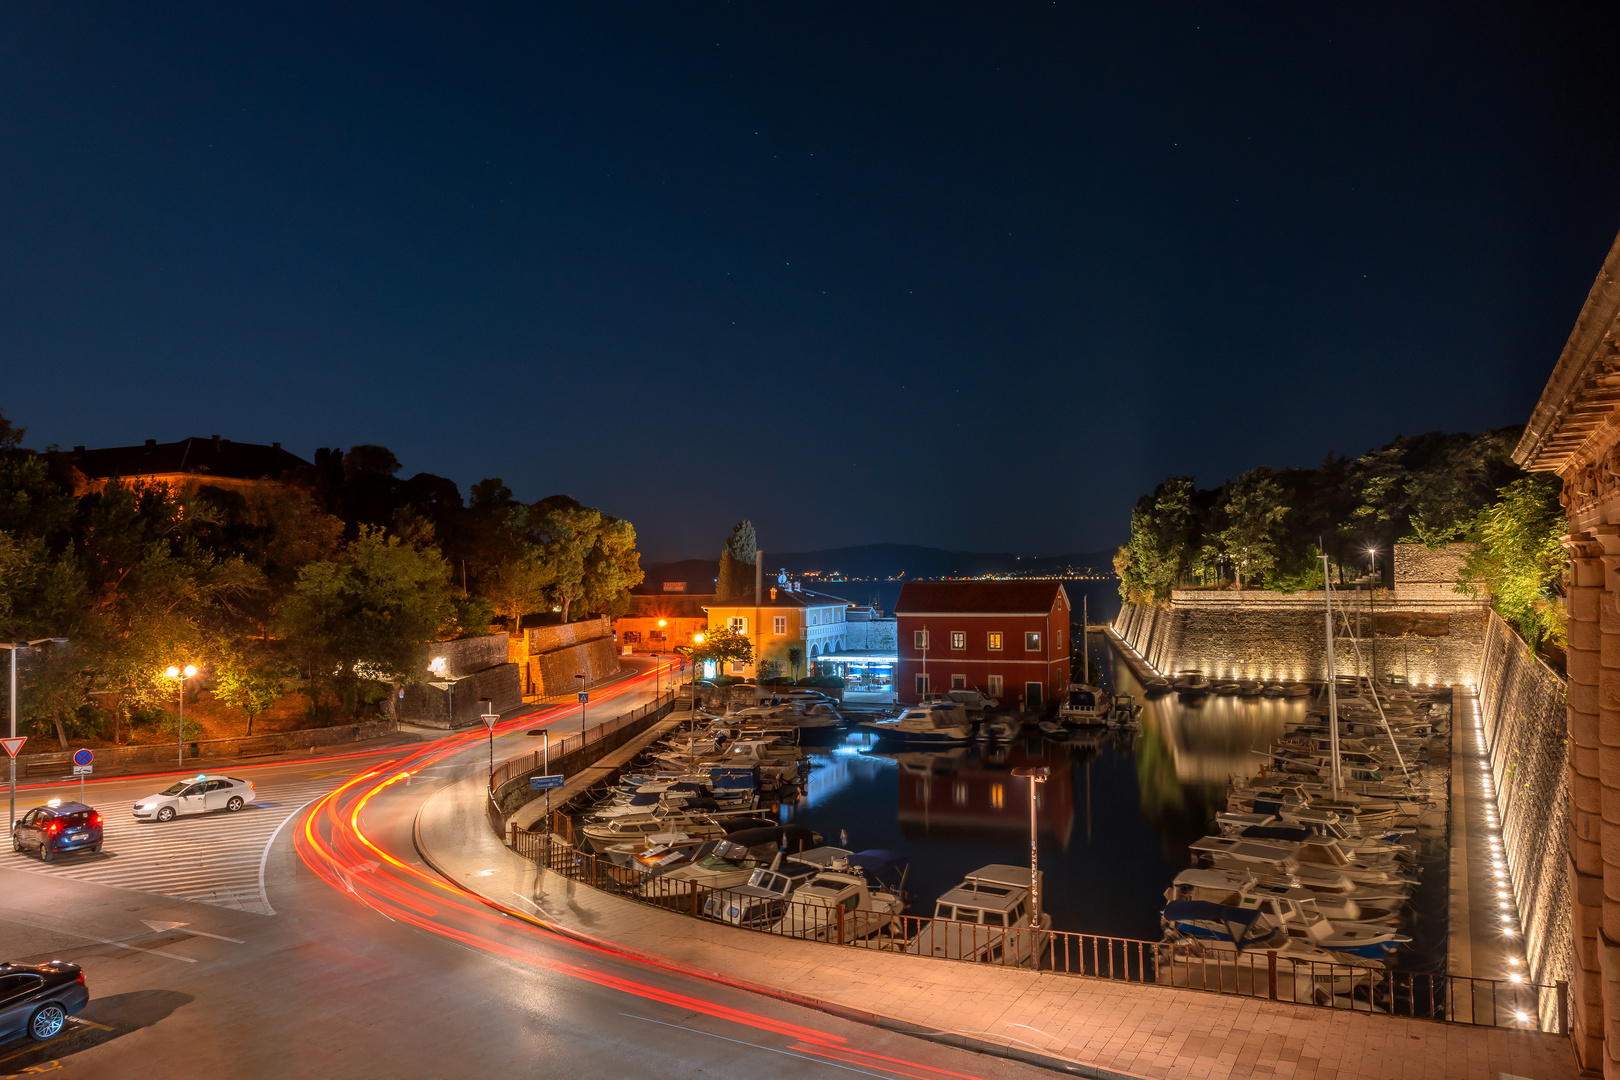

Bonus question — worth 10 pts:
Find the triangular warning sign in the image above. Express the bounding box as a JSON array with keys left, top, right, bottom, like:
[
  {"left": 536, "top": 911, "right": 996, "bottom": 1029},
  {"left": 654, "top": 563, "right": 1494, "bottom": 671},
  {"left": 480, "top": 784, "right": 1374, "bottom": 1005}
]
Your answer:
[
  {"left": 1, "top": 737, "right": 25, "bottom": 759},
  {"left": 141, "top": 920, "right": 187, "bottom": 933}
]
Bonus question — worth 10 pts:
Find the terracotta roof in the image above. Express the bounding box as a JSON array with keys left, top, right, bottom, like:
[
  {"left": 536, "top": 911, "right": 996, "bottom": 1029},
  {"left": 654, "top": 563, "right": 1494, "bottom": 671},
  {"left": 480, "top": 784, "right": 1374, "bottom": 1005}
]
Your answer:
[
  {"left": 894, "top": 580, "right": 1069, "bottom": 615},
  {"left": 620, "top": 594, "right": 715, "bottom": 619},
  {"left": 58, "top": 436, "right": 311, "bottom": 483},
  {"left": 706, "top": 586, "right": 851, "bottom": 609}
]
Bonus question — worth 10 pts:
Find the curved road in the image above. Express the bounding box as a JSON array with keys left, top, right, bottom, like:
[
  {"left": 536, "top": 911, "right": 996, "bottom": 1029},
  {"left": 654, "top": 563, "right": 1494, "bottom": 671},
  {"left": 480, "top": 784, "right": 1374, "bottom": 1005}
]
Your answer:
[{"left": 0, "top": 664, "right": 1050, "bottom": 1079}]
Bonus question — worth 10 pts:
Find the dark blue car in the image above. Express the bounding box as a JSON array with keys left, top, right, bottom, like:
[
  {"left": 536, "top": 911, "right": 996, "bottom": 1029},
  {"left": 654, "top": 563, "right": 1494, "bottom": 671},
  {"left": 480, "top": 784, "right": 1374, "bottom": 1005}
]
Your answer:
[
  {"left": 0, "top": 962, "right": 89, "bottom": 1043},
  {"left": 11, "top": 801, "right": 103, "bottom": 862}
]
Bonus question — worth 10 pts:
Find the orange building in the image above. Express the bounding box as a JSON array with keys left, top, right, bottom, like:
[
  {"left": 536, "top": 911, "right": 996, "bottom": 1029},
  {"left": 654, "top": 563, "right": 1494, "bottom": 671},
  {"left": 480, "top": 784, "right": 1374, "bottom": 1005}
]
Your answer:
[{"left": 613, "top": 593, "right": 712, "bottom": 653}]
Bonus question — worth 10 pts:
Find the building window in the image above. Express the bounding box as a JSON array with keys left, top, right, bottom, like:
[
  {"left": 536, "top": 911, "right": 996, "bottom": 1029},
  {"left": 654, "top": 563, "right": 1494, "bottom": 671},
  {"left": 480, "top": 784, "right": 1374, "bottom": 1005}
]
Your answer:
[
  {"left": 773, "top": 616, "right": 786, "bottom": 635},
  {"left": 1055, "top": 630, "right": 1062, "bottom": 651},
  {"left": 990, "top": 784, "right": 1005, "bottom": 810},
  {"left": 915, "top": 673, "right": 930, "bottom": 696},
  {"left": 953, "top": 782, "right": 968, "bottom": 806},
  {"left": 915, "top": 630, "right": 929, "bottom": 650},
  {"left": 951, "top": 674, "right": 966, "bottom": 689},
  {"left": 988, "top": 675, "right": 1003, "bottom": 696},
  {"left": 622, "top": 630, "right": 641, "bottom": 644},
  {"left": 732, "top": 661, "right": 747, "bottom": 674},
  {"left": 950, "top": 631, "right": 965, "bottom": 650},
  {"left": 648, "top": 630, "right": 665, "bottom": 643},
  {"left": 729, "top": 616, "right": 747, "bottom": 634},
  {"left": 987, "top": 632, "right": 1002, "bottom": 651},
  {"left": 1025, "top": 632, "right": 1041, "bottom": 652}
]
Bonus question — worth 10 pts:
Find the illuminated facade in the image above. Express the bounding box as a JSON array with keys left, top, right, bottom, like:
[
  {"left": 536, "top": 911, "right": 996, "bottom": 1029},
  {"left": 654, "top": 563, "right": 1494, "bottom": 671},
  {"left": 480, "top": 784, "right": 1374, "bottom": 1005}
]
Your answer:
[{"left": 894, "top": 581, "right": 1071, "bottom": 709}]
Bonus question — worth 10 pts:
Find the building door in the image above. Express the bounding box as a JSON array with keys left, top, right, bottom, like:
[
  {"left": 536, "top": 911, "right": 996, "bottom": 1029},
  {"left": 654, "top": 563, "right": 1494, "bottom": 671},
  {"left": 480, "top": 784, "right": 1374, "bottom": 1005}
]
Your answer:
[
  {"left": 951, "top": 674, "right": 966, "bottom": 690},
  {"left": 988, "top": 675, "right": 1003, "bottom": 697},
  {"left": 1025, "top": 682, "right": 1043, "bottom": 708},
  {"left": 916, "top": 673, "right": 930, "bottom": 696}
]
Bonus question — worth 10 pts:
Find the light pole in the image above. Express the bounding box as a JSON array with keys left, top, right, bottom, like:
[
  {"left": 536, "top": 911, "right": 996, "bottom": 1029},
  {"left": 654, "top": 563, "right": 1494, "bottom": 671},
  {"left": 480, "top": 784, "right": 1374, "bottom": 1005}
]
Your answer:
[
  {"left": 4, "top": 639, "right": 56, "bottom": 830},
  {"left": 1367, "top": 547, "right": 1379, "bottom": 688},
  {"left": 164, "top": 664, "right": 198, "bottom": 768},
  {"left": 479, "top": 697, "right": 496, "bottom": 781},
  {"left": 527, "top": 727, "right": 553, "bottom": 825},
  {"left": 1012, "top": 765, "right": 1050, "bottom": 969},
  {"left": 657, "top": 620, "right": 668, "bottom": 700}
]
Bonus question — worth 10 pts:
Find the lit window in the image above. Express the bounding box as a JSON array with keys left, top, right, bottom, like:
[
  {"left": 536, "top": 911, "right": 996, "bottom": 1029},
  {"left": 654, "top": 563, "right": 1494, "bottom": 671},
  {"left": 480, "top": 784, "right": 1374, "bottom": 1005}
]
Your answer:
[
  {"left": 915, "top": 630, "right": 929, "bottom": 650},
  {"left": 951, "top": 631, "right": 965, "bottom": 650},
  {"left": 1025, "top": 632, "right": 1041, "bottom": 651},
  {"left": 729, "top": 616, "right": 747, "bottom": 634},
  {"left": 773, "top": 616, "right": 786, "bottom": 635},
  {"left": 987, "top": 632, "right": 1002, "bottom": 651},
  {"left": 990, "top": 784, "right": 1005, "bottom": 810}
]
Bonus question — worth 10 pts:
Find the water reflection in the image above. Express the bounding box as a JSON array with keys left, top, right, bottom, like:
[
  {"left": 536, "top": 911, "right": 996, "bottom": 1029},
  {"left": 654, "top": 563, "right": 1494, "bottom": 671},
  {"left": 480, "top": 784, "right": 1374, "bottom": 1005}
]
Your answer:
[{"left": 774, "top": 634, "right": 1319, "bottom": 942}]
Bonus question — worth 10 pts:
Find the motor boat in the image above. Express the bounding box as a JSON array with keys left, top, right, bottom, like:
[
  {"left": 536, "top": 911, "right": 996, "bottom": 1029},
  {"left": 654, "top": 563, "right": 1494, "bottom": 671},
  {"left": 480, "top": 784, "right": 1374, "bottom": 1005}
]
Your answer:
[
  {"left": 978, "top": 715, "right": 1021, "bottom": 741},
  {"left": 1173, "top": 672, "right": 1211, "bottom": 700},
  {"left": 1143, "top": 677, "right": 1173, "bottom": 697},
  {"left": 767, "top": 852, "right": 907, "bottom": 940},
  {"left": 1058, "top": 683, "right": 1112, "bottom": 725},
  {"left": 905, "top": 864, "right": 1052, "bottom": 966},
  {"left": 857, "top": 702, "right": 972, "bottom": 745}
]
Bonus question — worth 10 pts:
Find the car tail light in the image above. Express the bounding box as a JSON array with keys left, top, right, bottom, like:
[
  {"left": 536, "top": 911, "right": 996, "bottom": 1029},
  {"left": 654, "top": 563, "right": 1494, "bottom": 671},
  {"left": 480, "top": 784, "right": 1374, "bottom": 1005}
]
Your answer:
[
  {"left": 75, "top": 973, "right": 85, "bottom": 983},
  {"left": 91, "top": 813, "right": 102, "bottom": 826},
  {"left": 47, "top": 822, "right": 59, "bottom": 834}
]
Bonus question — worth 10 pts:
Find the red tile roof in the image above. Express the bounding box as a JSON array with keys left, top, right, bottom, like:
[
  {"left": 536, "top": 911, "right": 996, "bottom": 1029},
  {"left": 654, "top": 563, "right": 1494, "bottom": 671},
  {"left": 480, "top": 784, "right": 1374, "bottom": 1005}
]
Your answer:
[{"left": 894, "top": 580, "right": 1069, "bottom": 615}]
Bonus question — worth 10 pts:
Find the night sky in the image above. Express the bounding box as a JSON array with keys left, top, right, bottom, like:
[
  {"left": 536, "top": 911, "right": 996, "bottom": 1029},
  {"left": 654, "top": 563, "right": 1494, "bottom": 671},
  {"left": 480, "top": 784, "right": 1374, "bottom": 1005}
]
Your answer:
[{"left": 3, "top": 4, "right": 1619, "bottom": 562}]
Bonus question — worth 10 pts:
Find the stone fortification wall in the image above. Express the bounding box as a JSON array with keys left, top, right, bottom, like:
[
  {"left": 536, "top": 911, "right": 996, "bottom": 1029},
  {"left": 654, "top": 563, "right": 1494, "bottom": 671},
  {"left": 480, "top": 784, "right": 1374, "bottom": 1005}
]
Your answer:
[
  {"left": 526, "top": 616, "right": 612, "bottom": 656},
  {"left": 846, "top": 618, "right": 897, "bottom": 651},
  {"left": 1477, "top": 612, "right": 1571, "bottom": 1024},
  {"left": 531, "top": 637, "right": 621, "bottom": 697},
  {"left": 425, "top": 632, "right": 510, "bottom": 677},
  {"left": 1114, "top": 593, "right": 1488, "bottom": 686},
  {"left": 399, "top": 664, "right": 522, "bottom": 728}
]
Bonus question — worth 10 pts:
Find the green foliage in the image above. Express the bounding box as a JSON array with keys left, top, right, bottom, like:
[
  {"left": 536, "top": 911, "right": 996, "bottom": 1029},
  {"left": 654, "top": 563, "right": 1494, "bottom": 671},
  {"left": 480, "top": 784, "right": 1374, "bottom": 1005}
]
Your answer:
[
  {"left": 717, "top": 520, "right": 757, "bottom": 600},
  {"left": 1118, "top": 477, "right": 1197, "bottom": 604},
  {"left": 213, "top": 649, "right": 286, "bottom": 734},
  {"left": 1218, "top": 467, "right": 1290, "bottom": 586},
  {"left": 580, "top": 516, "right": 644, "bottom": 618},
  {"left": 157, "top": 712, "right": 207, "bottom": 742},
  {"left": 756, "top": 658, "right": 784, "bottom": 681},
  {"left": 690, "top": 626, "right": 753, "bottom": 673},
  {"left": 786, "top": 645, "right": 804, "bottom": 680},
  {"left": 1458, "top": 474, "right": 1567, "bottom": 652}
]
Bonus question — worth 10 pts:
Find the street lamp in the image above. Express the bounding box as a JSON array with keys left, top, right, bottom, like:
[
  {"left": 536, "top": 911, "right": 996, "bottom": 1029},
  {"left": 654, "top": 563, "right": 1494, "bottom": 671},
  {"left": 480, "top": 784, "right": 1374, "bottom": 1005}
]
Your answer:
[
  {"left": 1012, "top": 765, "right": 1050, "bottom": 970},
  {"left": 165, "top": 664, "right": 198, "bottom": 768},
  {"left": 657, "top": 620, "right": 668, "bottom": 699}
]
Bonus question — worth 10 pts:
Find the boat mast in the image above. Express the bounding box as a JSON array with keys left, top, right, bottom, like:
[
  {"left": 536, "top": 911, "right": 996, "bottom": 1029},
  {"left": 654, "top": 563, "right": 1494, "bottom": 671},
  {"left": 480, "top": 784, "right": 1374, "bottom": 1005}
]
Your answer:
[
  {"left": 1321, "top": 550, "right": 1341, "bottom": 797},
  {"left": 1083, "top": 594, "right": 1089, "bottom": 683}
]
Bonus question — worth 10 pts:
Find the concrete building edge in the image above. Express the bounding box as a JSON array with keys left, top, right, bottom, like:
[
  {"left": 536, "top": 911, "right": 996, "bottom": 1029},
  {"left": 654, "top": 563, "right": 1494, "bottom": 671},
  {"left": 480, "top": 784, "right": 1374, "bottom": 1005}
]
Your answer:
[{"left": 409, "top": 807, "right": 1145, "bottom": 1080}]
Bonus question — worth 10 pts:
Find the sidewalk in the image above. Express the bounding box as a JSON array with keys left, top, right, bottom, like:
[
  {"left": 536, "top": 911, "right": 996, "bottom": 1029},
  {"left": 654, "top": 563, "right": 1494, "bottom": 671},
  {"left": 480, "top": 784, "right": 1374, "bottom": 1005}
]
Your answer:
[{"left": 415, "top": 767, "right": 1578, "bottom": 1079}]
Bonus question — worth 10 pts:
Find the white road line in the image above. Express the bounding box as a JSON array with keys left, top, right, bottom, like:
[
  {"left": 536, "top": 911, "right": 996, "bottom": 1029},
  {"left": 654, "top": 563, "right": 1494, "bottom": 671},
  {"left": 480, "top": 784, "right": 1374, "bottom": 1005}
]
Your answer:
[{"left": 256, "top": 793, "right": 323, "bottom": 916}]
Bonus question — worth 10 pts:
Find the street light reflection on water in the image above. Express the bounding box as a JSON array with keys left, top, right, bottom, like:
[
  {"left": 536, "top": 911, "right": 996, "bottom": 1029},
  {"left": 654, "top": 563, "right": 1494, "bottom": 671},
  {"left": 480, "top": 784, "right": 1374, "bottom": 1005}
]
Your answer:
[{"left": 777, "top": 636, "right": 1449, "bottom": 969}]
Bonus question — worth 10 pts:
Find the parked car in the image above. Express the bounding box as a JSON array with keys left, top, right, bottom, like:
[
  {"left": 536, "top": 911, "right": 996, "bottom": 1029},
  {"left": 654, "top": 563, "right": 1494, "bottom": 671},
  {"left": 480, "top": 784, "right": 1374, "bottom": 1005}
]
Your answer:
[
  {"left": 133, "top": 775, "right": 256, "bottom": 822},
  {"left": 11, "top": 801, "right": 103, "bottom": 862},
  {"left": 0, "top": 961, "right": 89, "bottom": 1042}
]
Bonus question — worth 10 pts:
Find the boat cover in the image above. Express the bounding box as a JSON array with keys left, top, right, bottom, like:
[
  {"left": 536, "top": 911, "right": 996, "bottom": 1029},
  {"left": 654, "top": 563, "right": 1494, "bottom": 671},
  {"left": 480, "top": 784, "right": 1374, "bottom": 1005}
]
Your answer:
[
  {"left": 723, "top": 825, "right": 820, "bottom": 852},
  {"left": 849, "top": 849, "right": 909, "bottom": 878},
  {"left": 1242, "top": 825, "right": 1310, "bottom": 842},
  {"left": 1162, "top": 900, "right": 1268, "bottom": 952}
]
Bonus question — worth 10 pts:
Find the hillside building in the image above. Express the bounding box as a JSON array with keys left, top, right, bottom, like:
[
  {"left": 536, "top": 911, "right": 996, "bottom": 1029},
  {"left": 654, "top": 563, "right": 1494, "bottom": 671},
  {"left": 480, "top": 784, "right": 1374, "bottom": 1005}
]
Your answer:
[{"left": 55, "top": 435, "right": 311, "bottom": 496}]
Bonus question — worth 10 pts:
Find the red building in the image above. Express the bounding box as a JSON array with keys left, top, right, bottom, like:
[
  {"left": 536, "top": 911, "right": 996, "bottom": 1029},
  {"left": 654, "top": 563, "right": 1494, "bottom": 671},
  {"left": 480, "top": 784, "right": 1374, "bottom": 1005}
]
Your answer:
[{"left": 894, "top": 581, "right": 1071, "bottom": 710}]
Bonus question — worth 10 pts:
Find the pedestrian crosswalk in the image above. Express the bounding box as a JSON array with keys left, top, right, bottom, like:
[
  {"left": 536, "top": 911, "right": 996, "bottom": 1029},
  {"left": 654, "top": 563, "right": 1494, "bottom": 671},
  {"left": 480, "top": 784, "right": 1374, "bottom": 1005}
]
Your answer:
[{"left": 5, "top": 773, "right": 345, "bottom": 915}]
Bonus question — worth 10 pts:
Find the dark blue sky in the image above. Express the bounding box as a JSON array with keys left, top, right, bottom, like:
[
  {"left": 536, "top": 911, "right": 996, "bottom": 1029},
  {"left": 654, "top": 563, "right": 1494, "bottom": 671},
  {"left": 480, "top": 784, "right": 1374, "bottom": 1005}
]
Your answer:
[{"left": 3, "top": 4, "right": 1619, "bottom": 562}]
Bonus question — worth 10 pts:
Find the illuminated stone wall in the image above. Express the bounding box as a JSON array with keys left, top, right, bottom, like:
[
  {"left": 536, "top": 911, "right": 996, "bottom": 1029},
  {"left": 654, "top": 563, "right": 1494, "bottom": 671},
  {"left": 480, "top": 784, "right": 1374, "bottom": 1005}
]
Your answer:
[
  {"left": 1477, "top": 612, "right": 1572, "bottom": 1026},
  {"left": 1114, "top": 592, "right": 1487, "bottom": 686}
]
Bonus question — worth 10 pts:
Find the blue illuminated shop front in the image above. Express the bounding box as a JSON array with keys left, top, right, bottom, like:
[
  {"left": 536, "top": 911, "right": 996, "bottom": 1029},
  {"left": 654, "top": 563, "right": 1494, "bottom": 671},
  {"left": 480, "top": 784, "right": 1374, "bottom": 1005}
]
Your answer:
[{"left": 814, "top": 649, "right": 896, "bottom": 690}]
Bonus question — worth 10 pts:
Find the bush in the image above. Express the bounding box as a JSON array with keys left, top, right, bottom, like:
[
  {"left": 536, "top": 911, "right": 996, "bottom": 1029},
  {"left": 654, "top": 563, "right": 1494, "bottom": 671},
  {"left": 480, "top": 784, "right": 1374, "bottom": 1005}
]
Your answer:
[
  {"left": 795, "top": 677, "right": 818, "bottom": 686},
  {"left": 812, "top": 675, "right": 846, "bottom": 689}
]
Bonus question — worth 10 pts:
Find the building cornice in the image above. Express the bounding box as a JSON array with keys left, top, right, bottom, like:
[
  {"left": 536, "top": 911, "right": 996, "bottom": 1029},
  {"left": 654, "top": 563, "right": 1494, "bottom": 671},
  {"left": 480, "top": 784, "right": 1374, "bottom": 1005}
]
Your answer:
[{"left": 1514, "top": 227, "right": 1620, "bottom": 474}]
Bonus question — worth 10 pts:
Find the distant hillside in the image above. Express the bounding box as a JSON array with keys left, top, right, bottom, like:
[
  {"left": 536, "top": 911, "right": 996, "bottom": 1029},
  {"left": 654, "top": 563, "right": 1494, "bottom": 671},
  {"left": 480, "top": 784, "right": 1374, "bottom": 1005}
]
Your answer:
[{"left": 637, "top": 544, "right": 1115, "bottom": 592}]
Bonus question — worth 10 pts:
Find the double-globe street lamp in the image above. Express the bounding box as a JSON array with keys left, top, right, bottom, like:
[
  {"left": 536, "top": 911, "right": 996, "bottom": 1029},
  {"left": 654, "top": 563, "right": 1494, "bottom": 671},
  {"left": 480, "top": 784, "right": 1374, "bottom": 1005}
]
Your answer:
[{"left": 164, "top": 664, "right": 198, "bottom": 768}]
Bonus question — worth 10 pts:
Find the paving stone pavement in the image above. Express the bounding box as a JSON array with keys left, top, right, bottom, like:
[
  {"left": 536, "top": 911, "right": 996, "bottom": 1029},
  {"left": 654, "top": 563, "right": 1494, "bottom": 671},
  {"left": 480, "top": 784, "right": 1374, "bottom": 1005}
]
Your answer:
[{"left": 419, "top": 760, "right": 1579, "bottom": 1080}]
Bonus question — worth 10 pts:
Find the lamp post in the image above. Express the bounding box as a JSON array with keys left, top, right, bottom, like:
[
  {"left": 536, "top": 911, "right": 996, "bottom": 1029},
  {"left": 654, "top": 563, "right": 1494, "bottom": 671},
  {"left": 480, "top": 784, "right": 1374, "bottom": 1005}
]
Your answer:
[
  {"left": 1012, "top": 765, "right": 1049, "bottom": 970},
  {"left": 164, "top": 664, "right": 198, "bottom": 768},
  {"left": 526, "top": 727, "right": 553, "bottom": 825},
  {"left": 657, "top": 620, "right": 668, "bottom": 701},
  {"left": 1367, "top": 547, "right": 1379, "bottom": 688}
]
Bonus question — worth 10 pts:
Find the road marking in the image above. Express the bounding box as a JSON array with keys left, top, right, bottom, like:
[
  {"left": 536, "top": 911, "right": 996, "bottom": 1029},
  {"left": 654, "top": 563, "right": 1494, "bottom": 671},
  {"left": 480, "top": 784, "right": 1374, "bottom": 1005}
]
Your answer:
[
  {"left": 140, "top": 920, "right": 244, "bottom": 943},
  {"left": 256, "top": 793, "right": 323, "bottom": 916}
]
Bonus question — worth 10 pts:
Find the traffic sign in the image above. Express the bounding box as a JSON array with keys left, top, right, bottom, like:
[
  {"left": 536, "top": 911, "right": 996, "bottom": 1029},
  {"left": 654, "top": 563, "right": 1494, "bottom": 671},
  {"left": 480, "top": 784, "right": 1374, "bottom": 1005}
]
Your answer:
[
  {"left": 73, "top": 748, "right": 93, "bottom": 766},
  {"left": 529, "top": 774, "right": 564, "bottom": 791},
  {"left": 1, "top": 737, "right": 24, "bottom": 759},
  {"left": 72, "top": 765, "right": 92, "bottom": 776},
  {"left": 577, "top": 692, "right": 589, "bottom": 704},
  {"left": 480, "top": 713, "right": 498, "bottom": 731}
]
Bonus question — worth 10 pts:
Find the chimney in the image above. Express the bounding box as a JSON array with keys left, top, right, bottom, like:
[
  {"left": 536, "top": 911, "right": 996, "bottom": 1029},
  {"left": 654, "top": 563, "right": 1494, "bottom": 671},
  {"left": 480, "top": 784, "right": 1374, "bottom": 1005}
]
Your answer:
[
  {"left": 72, "top": 446, "right": 84, "bottom": 456},
  {"left": 212, "top": 435, "right": 221, "bottom": 452},
  {"left": 770, "top": 586, "right": 777, "bottom": 601},
  {"left": 272, "top": 442, "right": 281, "bottom": 451},
  {"left": 144, "top": 438, "right": 156, "bottom": 449}
]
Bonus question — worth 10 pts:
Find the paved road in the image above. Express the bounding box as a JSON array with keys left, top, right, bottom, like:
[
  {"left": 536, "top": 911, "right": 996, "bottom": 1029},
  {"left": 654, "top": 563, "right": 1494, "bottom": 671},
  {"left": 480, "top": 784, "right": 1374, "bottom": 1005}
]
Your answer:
[
  {"left": 0, "top": 661, "right": 1049, "bottom": 1079},
  {"left": 5, "top": 758, "right": 390, "bottom": 914}
]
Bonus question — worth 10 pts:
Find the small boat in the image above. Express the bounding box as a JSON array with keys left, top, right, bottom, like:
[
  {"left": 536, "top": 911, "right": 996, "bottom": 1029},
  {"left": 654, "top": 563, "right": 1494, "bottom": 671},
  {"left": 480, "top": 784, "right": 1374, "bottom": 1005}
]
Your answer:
[
  {"left": 1036, "top": 720, "right": 1069, "bottom": 738},
  {"left": 1238, "top": 682, "right": 1264, "bottom": 698},
  {"left": 1106, "top": 694, "right": 1141, "bottom": 729},
  {"left": 1261, "top": 684, "right": 1287, "bottom": 697},
  {"left": 1214, "top": 683, "right": 1242, "bottom": 696},
  {"left": 1143, "top": 677, "right": 1173, "bottom": 697},
  {"left": 858, "top": 702, "right": 973, "bottom": 745},
  {"left": 1058, "top": 683, "right": 1112, "bottom": 725},
  {"left": 1282, "top": 683, "right": 1313, "bottom": 698},
  {"left": 906, "top": 864, "right": 1052, "bottom": 966},
  {"left": 767, "top": 852, "right": 907, "bottom": 940},
  {"left": 1173, "top": 672, "right": 1211, "bottom": 699},
  {"left": 978, "top": 716, "right": 1020, "bottom": 741}
]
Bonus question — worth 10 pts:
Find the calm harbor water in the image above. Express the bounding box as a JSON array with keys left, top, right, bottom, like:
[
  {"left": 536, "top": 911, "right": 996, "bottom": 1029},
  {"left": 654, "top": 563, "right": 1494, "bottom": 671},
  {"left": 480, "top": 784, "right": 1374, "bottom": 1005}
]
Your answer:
[{"left": 775, "top": 634, "right": 1449, "bottom": 969}]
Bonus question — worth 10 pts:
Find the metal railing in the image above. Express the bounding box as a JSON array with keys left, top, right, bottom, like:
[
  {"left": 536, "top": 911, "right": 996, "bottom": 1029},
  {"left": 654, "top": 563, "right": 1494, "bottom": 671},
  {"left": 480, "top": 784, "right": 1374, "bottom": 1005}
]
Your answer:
[
  {"left": 509, "top": 827, "right": 1567, "bottom": 1035},
  {"left": 488, "top": 689, "right": 680, "bottom": 794}
]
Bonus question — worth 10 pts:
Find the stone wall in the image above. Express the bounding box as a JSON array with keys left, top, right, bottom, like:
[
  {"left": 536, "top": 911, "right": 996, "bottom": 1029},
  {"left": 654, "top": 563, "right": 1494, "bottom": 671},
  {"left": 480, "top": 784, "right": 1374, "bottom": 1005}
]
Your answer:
[
  {"left": 845, "top": 618, "right": 897, "bottom": 651},
  {"left": 529, "top": 637, "right": 621, "bottom": 698},
  {"left": 14, "top": 719, "right": 399, "bottom": 775},
  {"left": 526, "top": 616, "right": 612, "bottom": 656},
  {"left": 399, "top": 664, "right": 523, "bottom": 729},
  {"left": 424, "top": 633, "right": 510, "bottom": 678},
  {"left": 1477, "top": 612, "right": 1572, "bottom": 1025},
  {"left": 1114, "top": 589, "right": 1488, "bottom": 686}
]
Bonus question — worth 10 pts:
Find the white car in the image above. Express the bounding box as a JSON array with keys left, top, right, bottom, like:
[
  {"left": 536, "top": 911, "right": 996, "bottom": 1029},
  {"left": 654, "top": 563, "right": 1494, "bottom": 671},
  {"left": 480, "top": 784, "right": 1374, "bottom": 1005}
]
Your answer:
[{"left": 132, "top": 775, "right": 257, "bottom": 822}]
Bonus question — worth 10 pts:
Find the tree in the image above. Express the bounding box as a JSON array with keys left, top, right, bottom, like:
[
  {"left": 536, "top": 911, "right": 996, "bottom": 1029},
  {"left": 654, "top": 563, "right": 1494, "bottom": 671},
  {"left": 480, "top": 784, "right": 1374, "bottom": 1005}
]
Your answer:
[
  {"left": 535, "top": 500, "right": 603, "bottom": 622},
  {"left": 717, "top": 520, "right": 757, "bottom": 600},
  {"left": 0, "top": 407, "right": 24, "bottom": 451},
  {"left": 786, "top": 644, "right": 804, "bottom": 680},
  {"left": 481, "top": 541, "right": 555, "bottom": 631},
  {"left": 279, "top": 527, "right": 463, "bottom": 716},
  {"left": 213, "top": 649, "right": 286, "bottom": 736},
  {"left": 580, "top": 516, "right": 644, "bottom": 618},
  {"left": 691, "top": 626, "right": 753, "bottom": 676},
  {"left": 1458, "top": 474, "right": 1567, "bottom": 653},
  {"left": 1217, "top": 467, "right": 1290, "bottom": 587},
  {"left": 1118, "top": 478, "right": 1198, "bottom": 604}
]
